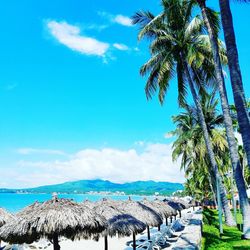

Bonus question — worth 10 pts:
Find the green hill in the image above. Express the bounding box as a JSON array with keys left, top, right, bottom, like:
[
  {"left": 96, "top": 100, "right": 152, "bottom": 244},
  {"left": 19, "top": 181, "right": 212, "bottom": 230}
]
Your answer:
[{"left": 16, "top": 179, "right": 183, "bottom": 195}]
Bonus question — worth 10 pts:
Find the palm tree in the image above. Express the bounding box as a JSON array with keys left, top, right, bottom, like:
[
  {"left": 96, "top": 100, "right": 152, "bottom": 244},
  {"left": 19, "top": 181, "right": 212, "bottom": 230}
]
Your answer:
[
  {"left": 171, "top": 104, "right": 217, "bottom": 205},
  {"left": 172, "top": 91, "right": 235, "bottom": 215},
  {"left": 196, "top": 0, "right": 250, "bottom": 238},
  {"left": 219, "top": 0, "right": 250, "bottom": 171},
  {"left": 132, "top": 0, "right": 235, "bottom": 226}
]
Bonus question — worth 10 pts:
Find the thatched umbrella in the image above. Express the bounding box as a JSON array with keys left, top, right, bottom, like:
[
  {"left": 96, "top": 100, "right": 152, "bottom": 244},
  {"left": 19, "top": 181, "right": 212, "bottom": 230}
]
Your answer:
[
  {"left": 117, "top": 198, "right": 162, "bottom": 241},
  {"left": 82, "top": 199, "right": 95, "bottom": 209},
  {"left": 0, "top": 208, "right": 15, "bottom": 247},
  {"left": 177, "top": 199, "right": 190, "bottom": 209},
  {"left": 175, "top": 199, "right": 190, "bottom": 217},
  {"left": 0, "top": 208, "right": 15, "bottom": 227},
  {"left": 0, "top": 197, "right": 107, "bottom": 250},
  {"left": 93, "top": 199, "right": 146, "bottom": 250},
  {"left": 153, "top": 199, "right": 177, "bottom": 226},
  {"left": 164, "top": 199, "right": 184, "bottom": 219},
  {"left": 141, "top": 199, "right": 166, "bottom": 231},
  {"left": 188, "top": 199, "right": 197, "bottom": 210}
]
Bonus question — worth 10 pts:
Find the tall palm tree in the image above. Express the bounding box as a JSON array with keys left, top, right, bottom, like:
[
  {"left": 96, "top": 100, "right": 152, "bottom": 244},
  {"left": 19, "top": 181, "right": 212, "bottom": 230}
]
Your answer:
[
  {"left": 172, "top": 91, "right": 234, "bottom": 214},
  {"left": 132, "top": 0, "right": 235, "bottom": 226},
  {"left": 196, "top": 0, "right": 250, "bottom": 238},
  {"left": 171, "top": 105, "right": 217, "bottom": 205},
  {"left": 219, "top": 0, "right": 250, "bottom": 170}
]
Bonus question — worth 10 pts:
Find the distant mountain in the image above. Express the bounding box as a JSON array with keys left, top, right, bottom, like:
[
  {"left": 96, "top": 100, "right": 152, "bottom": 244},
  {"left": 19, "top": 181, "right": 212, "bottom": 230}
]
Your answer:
[{"left": 0, "top": 179, "right": 184, "bottom": 195}]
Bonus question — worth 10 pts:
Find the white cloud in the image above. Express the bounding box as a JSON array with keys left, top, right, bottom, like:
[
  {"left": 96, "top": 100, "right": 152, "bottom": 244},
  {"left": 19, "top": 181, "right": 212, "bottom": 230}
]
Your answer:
[
  {"left": 134, "top": 141, "right": 145, "bottom": 146},
  {"left": 47, "top": 20, "right": 110, "bottom": 56},
  {"left": 113, "top": 43, "right": 129, "bottom": 51},
  {"left": 11, "top": 143, "right": 184, "bottom": 188},
  {"left": 98, "top": 12, "right": 132, "bottom": 27},
  {"left": 113, "top": 15, "right": 133, "bottom": 27},
  {"left": 17, "top": 148, "right": 66, "bottom": 156},
  {"left": 164, "top": 132, "right": 174, "bottom": 139}
]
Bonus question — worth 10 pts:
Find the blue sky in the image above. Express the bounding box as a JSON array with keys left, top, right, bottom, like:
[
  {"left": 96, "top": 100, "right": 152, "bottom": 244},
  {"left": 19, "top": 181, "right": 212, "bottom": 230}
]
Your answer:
[{"left": 0, "top": 0, "right": 250, "bottom": 188}]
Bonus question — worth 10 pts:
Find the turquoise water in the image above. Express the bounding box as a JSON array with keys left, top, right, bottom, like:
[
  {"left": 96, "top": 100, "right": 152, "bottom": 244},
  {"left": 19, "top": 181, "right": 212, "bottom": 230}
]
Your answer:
[{"left": 0, "top": 193, "right": 147, "bottom": 213}]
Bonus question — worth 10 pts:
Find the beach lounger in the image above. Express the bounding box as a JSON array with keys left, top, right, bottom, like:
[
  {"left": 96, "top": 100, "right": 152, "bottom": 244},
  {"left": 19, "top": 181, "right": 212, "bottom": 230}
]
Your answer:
[{"left": 125, "top": 241, "right": 161, "bottom": 250}]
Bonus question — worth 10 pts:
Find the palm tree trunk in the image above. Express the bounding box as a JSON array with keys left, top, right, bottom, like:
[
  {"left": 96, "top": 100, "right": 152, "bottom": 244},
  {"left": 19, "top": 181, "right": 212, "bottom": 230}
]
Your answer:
[
  {"left": 198, "top": 0, "right": 250, "bottom": 238},
  {"left": 219, "top": 0, "right": 250, "bottom": 171},
  {"left": 208, "top": 174, "right": 218, "bottom": 208},
  {"left": 182, "top": 57, "right": 236, "bottom": 226}
]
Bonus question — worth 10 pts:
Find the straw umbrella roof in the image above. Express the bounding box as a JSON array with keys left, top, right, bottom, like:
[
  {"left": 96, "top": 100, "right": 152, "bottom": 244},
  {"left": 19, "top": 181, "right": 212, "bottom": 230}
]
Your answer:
[
  {"left": 153, "top": 199, "right": 177, "bottom": 216},
  {"left": 164, "top": 199, "right": 183, "bottom": 211},
  {"left": 117, "top": 199, "right": 162, "bottom": 227},
  {"left": 107, "top": 214, "right": 146, "bottom": 237},
  {"left": 0, "top": 197, "right": 107, "bottom": 244},
  {"left": 16, "top": 201, "right": 41, "bottom": 217},
  {"left": 176, "top": 199, "right": 190, "bottom": 209},
  {"left": 92, "top": 199, "right": 146, "bottom": 237},
  {"left": 141, "top": 199, "right": 167, "bottom": 219},
  {"left": 0, "top": 208, "right": 15, "bottom": 227},
  {"left": 82, "top": 199, "right": 95, "bottom": 209},
  {"left": 93, "top": 199, "right": 121, "bottom": 220}
]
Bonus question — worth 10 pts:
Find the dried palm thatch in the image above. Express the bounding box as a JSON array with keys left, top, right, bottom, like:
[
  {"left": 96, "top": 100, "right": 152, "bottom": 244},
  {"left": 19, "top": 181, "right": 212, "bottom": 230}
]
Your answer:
[
  {"left": 142, "top": 198, "right": 173, "bottom": 219},
  {"left": 116, "top": 199, "right": 162, "bottom": 227},
  {"left": 92, "top": 199, "right": 146, "bottom": 250},
  {"left": 164, "top": 199, "right": 183, "bottom": 211},
  {"left": 107, "top": 214, "right": 145, "bottom": 238},
  {"left": 0, "top": 208, "right": 15, "bottom": 227},
  {"left": 116, "top": 198, "right": 162, "bottom": 240},
  {"left": 82, "top": 199, "right": 95, "bottom": 209},
  {"left": 141, "top": 199, "right": 163, "bottom": 218},
  {"left": 0, "top": 197, "right": 107, "bottom": 250},
  {"left": 93, "top": 199, "right": 146, "bottom": 237},
  {"left": 154, "top": 199, "right": 177, "bottom": 216},
  {"left": 177, "top": 199, "right": 191, "bottom": 209},
  {"left": 94, "top": 199, "right": 121, "bottom": 221}
]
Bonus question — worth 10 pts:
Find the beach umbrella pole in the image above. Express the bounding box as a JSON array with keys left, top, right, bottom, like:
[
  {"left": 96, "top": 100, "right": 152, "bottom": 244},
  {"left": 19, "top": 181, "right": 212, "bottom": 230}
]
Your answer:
[
  {"left": 165, "top": 216, "right": 168, "bottom": 226},
  {"left": 133, "top": 232, "right": 136, "bottom": 250},
  {"left": 104, "top": 235, "right": 108, "bottom": 250},
  {"left": 147, "top": 225, "right": 150, "bottom": 240},
  {"left": 158, "top": 224, "right": 161, "bottom": 231},
  {"left": 53, "top": 233, "right": 60, "bottom": 250}
]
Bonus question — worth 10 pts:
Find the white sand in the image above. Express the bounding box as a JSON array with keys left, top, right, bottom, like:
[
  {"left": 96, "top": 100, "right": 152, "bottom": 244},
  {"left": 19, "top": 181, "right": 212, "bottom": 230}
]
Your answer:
[{"left": 46, "top": 236, "right": 133, "bottom": 250}]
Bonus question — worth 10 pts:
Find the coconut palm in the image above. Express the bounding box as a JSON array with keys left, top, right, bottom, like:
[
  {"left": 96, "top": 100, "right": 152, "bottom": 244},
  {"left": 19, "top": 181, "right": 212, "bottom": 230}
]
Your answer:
[
  {"left": 172, "top": 94, "right": 217, "bottom": 190},
  {"left": 196, "top": 0, "right": 250, "bottom": 238},
  {"left": 219, "top": 0, "right": 250, "bottom": 170},
  {"left": 172, "top": 91, "right": 238, "bottom": 216},
  {"left": 132, "top": 0, "right": 235, "bottom": 226}
]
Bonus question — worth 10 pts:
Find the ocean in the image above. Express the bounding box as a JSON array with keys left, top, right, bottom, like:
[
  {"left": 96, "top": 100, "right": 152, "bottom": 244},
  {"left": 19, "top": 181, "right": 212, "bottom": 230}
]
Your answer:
[{"left": 0, "top": 193, "right": 149, "bottom": 213}]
